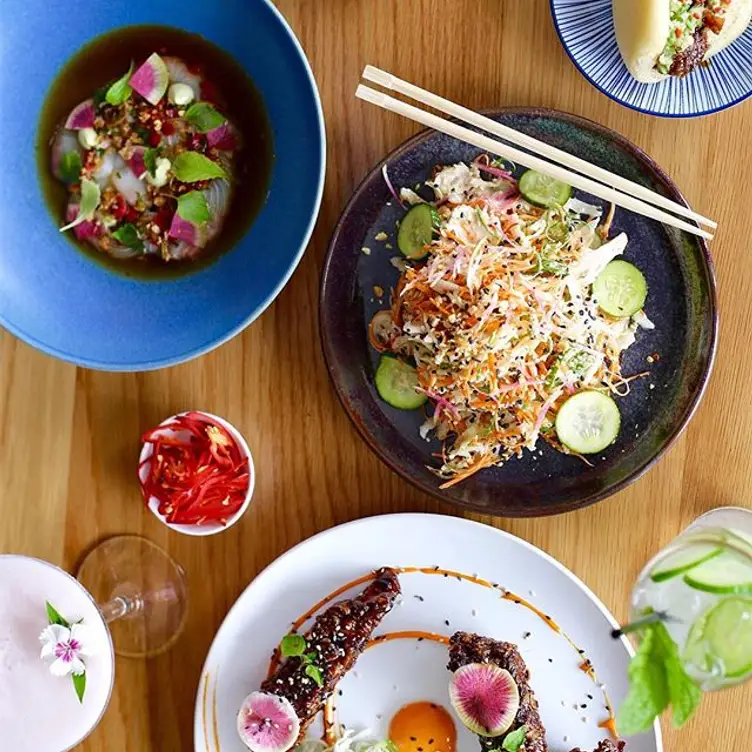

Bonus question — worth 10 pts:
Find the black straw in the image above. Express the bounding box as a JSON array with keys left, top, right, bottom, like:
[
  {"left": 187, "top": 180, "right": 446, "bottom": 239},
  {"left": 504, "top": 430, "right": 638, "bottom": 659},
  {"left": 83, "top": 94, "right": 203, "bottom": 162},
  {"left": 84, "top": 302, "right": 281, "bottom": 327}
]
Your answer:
[{"left": 611, "top": 610, "right": 668, "bottom": 639}]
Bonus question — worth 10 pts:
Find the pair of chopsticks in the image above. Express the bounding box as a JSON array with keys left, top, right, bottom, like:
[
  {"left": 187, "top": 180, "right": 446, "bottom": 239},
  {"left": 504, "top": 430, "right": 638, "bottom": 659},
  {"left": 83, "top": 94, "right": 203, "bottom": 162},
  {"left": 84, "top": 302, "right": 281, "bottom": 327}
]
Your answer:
[{"left": 356, "top": 67, "right": 715, "bottom": 241}]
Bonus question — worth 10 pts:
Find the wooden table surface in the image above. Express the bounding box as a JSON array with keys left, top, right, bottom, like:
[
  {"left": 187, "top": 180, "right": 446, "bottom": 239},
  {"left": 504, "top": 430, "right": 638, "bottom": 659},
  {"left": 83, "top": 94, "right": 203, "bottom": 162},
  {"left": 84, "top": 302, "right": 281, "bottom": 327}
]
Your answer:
[{"left": 2, "top": 1, "right": 751, "bottom": 749}]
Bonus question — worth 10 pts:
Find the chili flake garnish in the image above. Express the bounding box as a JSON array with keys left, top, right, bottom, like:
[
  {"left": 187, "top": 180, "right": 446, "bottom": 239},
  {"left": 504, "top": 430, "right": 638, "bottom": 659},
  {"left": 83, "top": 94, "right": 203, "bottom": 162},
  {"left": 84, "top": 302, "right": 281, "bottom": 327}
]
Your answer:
[{"left": 139, "top": 412, "right": 250, "bottom": 526}]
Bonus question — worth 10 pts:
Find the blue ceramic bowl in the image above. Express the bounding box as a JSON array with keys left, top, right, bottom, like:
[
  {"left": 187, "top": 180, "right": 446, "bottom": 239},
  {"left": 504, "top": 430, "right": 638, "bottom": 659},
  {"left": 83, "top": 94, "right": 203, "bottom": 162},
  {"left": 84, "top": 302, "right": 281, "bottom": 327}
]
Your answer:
[
  {"left": 550, "top": 0, "right": 752, "bottom": 118},
  {"left": 0, "top": 0, "right": 324, "bottom": 370}
]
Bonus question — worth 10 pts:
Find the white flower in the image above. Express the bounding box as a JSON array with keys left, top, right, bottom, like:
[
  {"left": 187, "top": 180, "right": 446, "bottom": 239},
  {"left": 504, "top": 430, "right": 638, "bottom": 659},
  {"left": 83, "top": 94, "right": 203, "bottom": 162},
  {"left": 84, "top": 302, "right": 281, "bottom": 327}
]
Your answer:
[{"left": 39, "top": 623, "right": 96, "bottom": 677}]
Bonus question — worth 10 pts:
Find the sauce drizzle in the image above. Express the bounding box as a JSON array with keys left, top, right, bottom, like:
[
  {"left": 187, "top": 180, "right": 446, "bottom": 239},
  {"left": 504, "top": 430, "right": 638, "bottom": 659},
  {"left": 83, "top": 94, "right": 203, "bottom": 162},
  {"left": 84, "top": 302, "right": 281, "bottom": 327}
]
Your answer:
[{"left": 266, "top": 566, "right": 618, "bottom": 741}]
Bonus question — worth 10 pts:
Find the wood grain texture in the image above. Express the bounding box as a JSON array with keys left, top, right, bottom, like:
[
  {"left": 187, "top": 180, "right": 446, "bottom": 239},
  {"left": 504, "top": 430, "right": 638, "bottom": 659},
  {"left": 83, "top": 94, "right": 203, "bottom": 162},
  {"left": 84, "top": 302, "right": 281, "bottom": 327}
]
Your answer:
[{"left": 1, "top": 1, "right": 751, "bottom": 749}]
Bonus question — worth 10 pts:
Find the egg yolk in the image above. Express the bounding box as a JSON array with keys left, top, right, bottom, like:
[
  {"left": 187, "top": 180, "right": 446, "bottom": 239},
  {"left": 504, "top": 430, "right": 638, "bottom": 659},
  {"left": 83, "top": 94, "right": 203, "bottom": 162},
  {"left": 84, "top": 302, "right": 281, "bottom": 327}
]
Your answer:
[{"left": 388, "top": 701, "right": 457, "bottom": 752}]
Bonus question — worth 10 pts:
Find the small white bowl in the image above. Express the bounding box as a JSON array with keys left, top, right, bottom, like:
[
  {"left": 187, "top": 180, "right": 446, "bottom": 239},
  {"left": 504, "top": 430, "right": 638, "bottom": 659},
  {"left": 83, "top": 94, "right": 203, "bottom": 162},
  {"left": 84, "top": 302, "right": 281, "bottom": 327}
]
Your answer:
[{"left": 138, "top": 411, "right": 255, "bottom": 537}]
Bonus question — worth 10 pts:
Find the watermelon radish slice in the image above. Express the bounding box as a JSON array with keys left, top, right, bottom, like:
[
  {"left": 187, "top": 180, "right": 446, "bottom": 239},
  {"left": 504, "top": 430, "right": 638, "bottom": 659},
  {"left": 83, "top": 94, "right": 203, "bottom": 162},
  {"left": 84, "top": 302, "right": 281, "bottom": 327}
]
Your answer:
[
  {"left": 206, "top": 123, "right": 237, "bottom": 151},
  {"left": 684, "top": 552, "right": 752, "bottom": 594},
  {"left": 649, "top": 544, "right": 723, "bottom": 583},
  {"left": 449, "top": 662, "right": 519, "bottom": 737},
  {"left": 128, "top": 146, "right": 147, "bottom": 178},
  {"left": 130, "top": 53, "right": 170, "bottom": 105},
  {"left": 168, "top": 213, "right": 203, "bottom": 246},
  {"left": 237, "top": 692, "right": 300, "bottom": 752},
  {"left": 64, "top": 99, "right": 95, "bottom": 130}
]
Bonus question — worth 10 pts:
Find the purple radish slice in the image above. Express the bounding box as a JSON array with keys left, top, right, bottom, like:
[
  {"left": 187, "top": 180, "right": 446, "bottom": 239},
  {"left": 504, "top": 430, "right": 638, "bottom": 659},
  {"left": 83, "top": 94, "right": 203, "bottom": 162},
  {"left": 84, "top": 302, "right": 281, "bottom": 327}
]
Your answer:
[
  {"left": 128, "top": 146, "right": 147, "bottom": 178},
  {"left": 130, "top": 53, "right": 170, "bottom": 105},
  {"left": 206, "top": 123, "right": 238, "bottom": 151},
  {"left": 65, "top": 205, "right": 101, "bottom": 241},
  {"left": 237, "top": 691, "right": 300, "bottom": 752},
  {"left": 449, "top": 662, "right": 520, "bottom": 737},
  {"left": 64, "top": 99, "right": 96, "bottom": 130},
  {"left": 168, "top": 213, "right": 205, "bottom": 247}
]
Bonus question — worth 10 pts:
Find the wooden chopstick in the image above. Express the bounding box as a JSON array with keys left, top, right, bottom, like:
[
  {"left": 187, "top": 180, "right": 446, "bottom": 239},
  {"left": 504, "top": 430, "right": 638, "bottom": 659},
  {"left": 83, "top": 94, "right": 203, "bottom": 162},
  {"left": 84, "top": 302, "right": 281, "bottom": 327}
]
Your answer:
[
  {"left": 363, "top": 66, "right": 716, "bottom": 232},
  {"left": 355, "top": 84, "right": 713, "bottom": 241}
]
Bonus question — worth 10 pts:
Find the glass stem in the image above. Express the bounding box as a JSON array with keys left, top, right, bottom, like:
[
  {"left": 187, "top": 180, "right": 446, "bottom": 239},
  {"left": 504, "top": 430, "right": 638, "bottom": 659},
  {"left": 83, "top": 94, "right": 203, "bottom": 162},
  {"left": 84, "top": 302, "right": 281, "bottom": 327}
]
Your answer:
[{"left": 99, "top": 595, "right": 141, "bottom": 624}]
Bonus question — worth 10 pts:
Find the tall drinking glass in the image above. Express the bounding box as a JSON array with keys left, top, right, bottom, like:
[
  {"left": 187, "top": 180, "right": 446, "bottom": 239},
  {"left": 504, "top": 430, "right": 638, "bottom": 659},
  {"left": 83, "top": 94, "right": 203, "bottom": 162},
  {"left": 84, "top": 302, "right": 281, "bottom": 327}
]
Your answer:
[{"left": 631, "top": 507, "right": 752, "bottom": 690}]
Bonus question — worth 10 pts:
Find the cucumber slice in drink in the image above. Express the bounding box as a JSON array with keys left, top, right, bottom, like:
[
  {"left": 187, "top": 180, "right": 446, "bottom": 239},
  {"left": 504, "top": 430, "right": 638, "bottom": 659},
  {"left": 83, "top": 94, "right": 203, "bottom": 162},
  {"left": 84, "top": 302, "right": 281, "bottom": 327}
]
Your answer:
[
  {"left": 649, "top": 544, "right": 724, "bottom": 583},
  {"left": 397, "top": 204, "right": 440, "bottom": 260},
  {"left": 519, "top": 170, "right": 572, "bottom": 208},
  {"left": 684, "top": 597, "right": 752, "bottom": 679},
  {"left": 374, "top": 355, "right": 427, "bottom": 410},
  {"left": 555, "top": 391, "right": 620, "bottom": 454},
  {"left": 684, "top": 552, "right": 752, "bottom": 594},
  {"left": 592, "top": 260, "right": 647, "bottom": 318}
]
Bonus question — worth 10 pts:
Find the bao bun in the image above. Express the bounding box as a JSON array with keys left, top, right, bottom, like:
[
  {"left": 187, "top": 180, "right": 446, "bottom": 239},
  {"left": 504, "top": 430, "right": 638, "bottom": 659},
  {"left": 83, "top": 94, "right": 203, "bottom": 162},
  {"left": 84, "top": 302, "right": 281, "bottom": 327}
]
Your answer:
[{"left": 613, "top": 0, "right": 752, "bottom": 83}]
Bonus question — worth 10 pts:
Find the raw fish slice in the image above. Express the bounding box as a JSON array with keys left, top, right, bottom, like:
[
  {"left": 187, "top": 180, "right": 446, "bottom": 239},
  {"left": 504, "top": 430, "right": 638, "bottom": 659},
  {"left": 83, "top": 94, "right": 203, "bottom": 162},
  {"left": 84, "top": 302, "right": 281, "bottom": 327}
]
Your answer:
[
  {"left": 112, "top": 165, "right": 147, "bottom": 206},
  {"left": 163, "top": 56, "right": 203, "bottom": 101},
  {"left": 51, "top": 130, "right": 81, "bottom": 180}
]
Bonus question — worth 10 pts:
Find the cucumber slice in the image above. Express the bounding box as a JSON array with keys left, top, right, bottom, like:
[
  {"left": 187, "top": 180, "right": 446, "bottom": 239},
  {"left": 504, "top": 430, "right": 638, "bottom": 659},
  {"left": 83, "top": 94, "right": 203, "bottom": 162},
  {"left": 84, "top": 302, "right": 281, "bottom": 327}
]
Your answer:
[
  {"left": 374, "top": 356, "right": 427, "bottom": 410},
  {"left": 397, "top": 204, "right": 440, "bottom": 260},
  {"left": 519, "top": 170, "right": 572, "bottom": 208},
  {"left": 684, "top": 551, "right": 752, "bottom": 594},
  {"left": 592, "top": 260, "right": 647, "bottom": 318},
  {"left": 684, "top": 597, "right": 752, "bottom": 678},
  {"left": 555, "top": 391, "right": 620, "bottom": 454},
  {"left": 649, "top": 544, "right": 724, "bottom": 583}
]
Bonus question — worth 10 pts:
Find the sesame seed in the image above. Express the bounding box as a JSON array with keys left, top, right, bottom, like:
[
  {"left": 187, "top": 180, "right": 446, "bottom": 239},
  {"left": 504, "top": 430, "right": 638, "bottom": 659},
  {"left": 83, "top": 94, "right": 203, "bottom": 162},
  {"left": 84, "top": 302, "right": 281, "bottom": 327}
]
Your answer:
[{"left": 444, "top": 619, "right": 450, "bottom": 626}]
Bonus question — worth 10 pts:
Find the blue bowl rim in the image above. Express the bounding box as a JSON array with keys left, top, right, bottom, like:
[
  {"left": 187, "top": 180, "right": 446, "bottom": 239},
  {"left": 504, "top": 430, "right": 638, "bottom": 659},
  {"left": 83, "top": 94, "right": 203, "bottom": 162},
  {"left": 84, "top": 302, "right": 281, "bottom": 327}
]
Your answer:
[
  {"left": 1, "top": 0, "right": 326, "bottom": 372},
  {"left": 548, "top": 0, "right": 752, "bottom": 119},
  {"left": 319, "top": 106, "right": 719, "bottom": 517}
]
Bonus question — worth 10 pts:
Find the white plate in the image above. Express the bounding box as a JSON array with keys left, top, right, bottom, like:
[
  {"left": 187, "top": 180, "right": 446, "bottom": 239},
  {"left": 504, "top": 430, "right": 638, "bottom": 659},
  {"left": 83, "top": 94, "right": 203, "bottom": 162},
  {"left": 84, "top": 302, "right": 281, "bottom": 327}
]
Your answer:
[{"left": 194, "top": 514, "right": 661, "bottom": 752}]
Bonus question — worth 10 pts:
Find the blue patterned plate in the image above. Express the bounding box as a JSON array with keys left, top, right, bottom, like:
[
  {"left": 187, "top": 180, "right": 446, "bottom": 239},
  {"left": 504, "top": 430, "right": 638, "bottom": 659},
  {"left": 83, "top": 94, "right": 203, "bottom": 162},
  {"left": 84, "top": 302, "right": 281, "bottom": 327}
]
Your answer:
[{"left": 550, "top": 0, "right": 752, "bottom": 117}]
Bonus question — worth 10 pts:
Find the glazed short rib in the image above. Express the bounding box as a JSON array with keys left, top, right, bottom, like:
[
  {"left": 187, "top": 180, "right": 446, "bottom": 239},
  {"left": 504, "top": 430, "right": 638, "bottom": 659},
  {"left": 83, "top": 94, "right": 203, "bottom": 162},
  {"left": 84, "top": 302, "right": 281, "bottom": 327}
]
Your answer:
[
  {"left": 261, "top": 567, "right": 401, "bottom": 744},
  {"left": 448, "top": 631, "right": 548, "bottom": 752},
  {"left": 570, "top": 742, "right": 626, "bottom": 752},
  {"left": 448, "top": 631, "right": 627, "bottom": 752}
]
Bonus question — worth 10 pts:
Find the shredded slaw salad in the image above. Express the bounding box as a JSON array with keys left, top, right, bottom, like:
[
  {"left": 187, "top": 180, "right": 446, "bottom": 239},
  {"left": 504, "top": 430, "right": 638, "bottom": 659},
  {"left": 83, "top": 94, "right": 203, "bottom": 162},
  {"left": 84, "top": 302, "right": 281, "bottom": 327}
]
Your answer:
[{"left": 370, "top": 158, "right": 653, "bottom": 488}]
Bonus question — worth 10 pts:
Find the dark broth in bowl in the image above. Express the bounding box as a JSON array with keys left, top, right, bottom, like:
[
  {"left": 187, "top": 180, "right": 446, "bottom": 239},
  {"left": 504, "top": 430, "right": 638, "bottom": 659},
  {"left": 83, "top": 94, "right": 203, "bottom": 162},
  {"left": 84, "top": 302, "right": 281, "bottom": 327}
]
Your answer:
[{"left": 37, "top": 25, "right": 274, "bottom": 280}]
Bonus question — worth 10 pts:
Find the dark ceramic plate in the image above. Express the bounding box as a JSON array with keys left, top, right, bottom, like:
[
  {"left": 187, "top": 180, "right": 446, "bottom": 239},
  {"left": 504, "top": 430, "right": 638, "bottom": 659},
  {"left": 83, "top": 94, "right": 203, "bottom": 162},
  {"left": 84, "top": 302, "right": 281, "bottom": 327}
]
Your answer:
[{"left": 320, "top": 109, "right": 717, "bottom": 517}]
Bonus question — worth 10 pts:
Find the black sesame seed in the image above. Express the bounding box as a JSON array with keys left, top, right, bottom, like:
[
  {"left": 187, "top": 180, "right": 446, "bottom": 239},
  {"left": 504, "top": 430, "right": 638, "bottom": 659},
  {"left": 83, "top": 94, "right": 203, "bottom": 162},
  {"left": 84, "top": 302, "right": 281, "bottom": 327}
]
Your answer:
[
  {"left": 578, "top": 649, "right": 585, "bottom": 654},
  {"left": 410, "top": 737, "right": 417, "bottom": 742},
  {"left": 414, "top": 595, "right": 425, "bottom": 602},
  {"left": 580, "top": 704, "right": 587, "bottom": 709},
  {"left": 418, "top": 637, "right": 424, "bottom": 642},
  {"left": 428, "top": 740, "right": 434, "bottom": 746},
  {"left": 431, "top": 703, "right": 438, "bottom": 709},
  {"left": 443, "top": 573, "right": 448, "bottom": 578},
  {"left": 445, "top": 619, "right": 450, "bottom": 626},
  {"left": 338, "top": 689, "right": 343, "bottom": 696},
  {"left": 548, "top": 658, "right": 553, "bottom": 663},
  {"left": 433, "top": 566, "right": 440, "bottom": 571},
  {"left": 418, "top": 748, "right": 423, "bottom": 751},
  {"left": 523, "top": 631, "right": 531, "bottom": 639},
  {"left": 513, "top": 599, "right": 521, "bottom": 605},
  {"left": 587, "top": 694, "right": 593, "bottom": 700}
]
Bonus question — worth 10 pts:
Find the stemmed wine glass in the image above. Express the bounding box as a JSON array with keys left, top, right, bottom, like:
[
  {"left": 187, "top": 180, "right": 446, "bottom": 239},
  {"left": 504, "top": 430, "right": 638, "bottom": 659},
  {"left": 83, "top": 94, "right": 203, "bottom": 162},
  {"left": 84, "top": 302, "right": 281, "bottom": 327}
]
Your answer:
[{"left": 0, "top": 535, "right": 187, "bottom": 751}]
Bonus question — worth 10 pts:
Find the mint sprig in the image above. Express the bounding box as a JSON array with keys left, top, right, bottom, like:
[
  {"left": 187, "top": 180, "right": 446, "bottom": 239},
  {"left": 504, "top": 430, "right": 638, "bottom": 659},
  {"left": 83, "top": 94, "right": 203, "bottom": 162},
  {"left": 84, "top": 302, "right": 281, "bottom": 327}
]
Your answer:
[
  {"left": 617, "top": 620, "right": 701, "bottom": 734},
  {"left": 177, "top": 190, "right": 212, "bottom": 225},
  {"left": 172, "top": 152, "right": 228, "bottom": 183},
  {"left": 501, "top": 725, "right": 527, "bottom": 752},
  {"left": 279, "top": 633, "right": 324, "bottom": 687}
]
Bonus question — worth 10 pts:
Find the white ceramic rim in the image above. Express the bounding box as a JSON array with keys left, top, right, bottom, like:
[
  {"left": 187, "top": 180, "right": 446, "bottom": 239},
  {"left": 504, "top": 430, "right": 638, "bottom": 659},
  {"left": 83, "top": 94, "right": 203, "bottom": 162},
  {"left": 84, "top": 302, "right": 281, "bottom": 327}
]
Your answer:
[{"left": 138, "top": 411, "right": 255, "bottom": 537}]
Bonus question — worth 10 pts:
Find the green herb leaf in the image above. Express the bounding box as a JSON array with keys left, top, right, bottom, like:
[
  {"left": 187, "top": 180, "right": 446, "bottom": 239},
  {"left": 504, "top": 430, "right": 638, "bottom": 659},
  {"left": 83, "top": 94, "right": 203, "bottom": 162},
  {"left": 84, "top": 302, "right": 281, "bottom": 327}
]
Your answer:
[
  {"left": 60, "top": 178, "right": 101, "bottom": 233},
  {"left": 501, "top": 726, "right": 527, "bottom": 752},
  {"left": 654, "top": 622, "right": 702, "bottom": 727},
  {"left": 280, "top": 634, "right": 306, "bottom": 657},
  {"left": 304, "top": 651, "right": 319, "bottom": 662},
  {"left": 172, "top": 152, "right": 228, "bottom": 183},
  {"left": 143, "top": 147, "right": 159, "bottom": 178},
  {"left": 617, "top": 626, "right": 670, "bottom": 735},
  {"left": 184, "top": 102, "right": 227, "bottom": 133},
  {"left": 177, "top": 190, "right": 212, "bottom": 225},
  {"left": 72, "top": 671, "right": 86, "bottom": 703},
  {"left": 540, "top": 256, "right": 569, "bottom": 276},
  {"left": 45, "top": 601, "right": 70, "bottom": 628},
  {"left": 112, "top": 223, "right": 144, "bottom": 251},
  {"left": 59, "top": 151, "right": 83, "bottom": 184},
  {"left": 304, "top": 663, "right": 323, "bottom": 687},
  {"left": 105, "top": 62, "right": 134, "bottom": 106}
]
